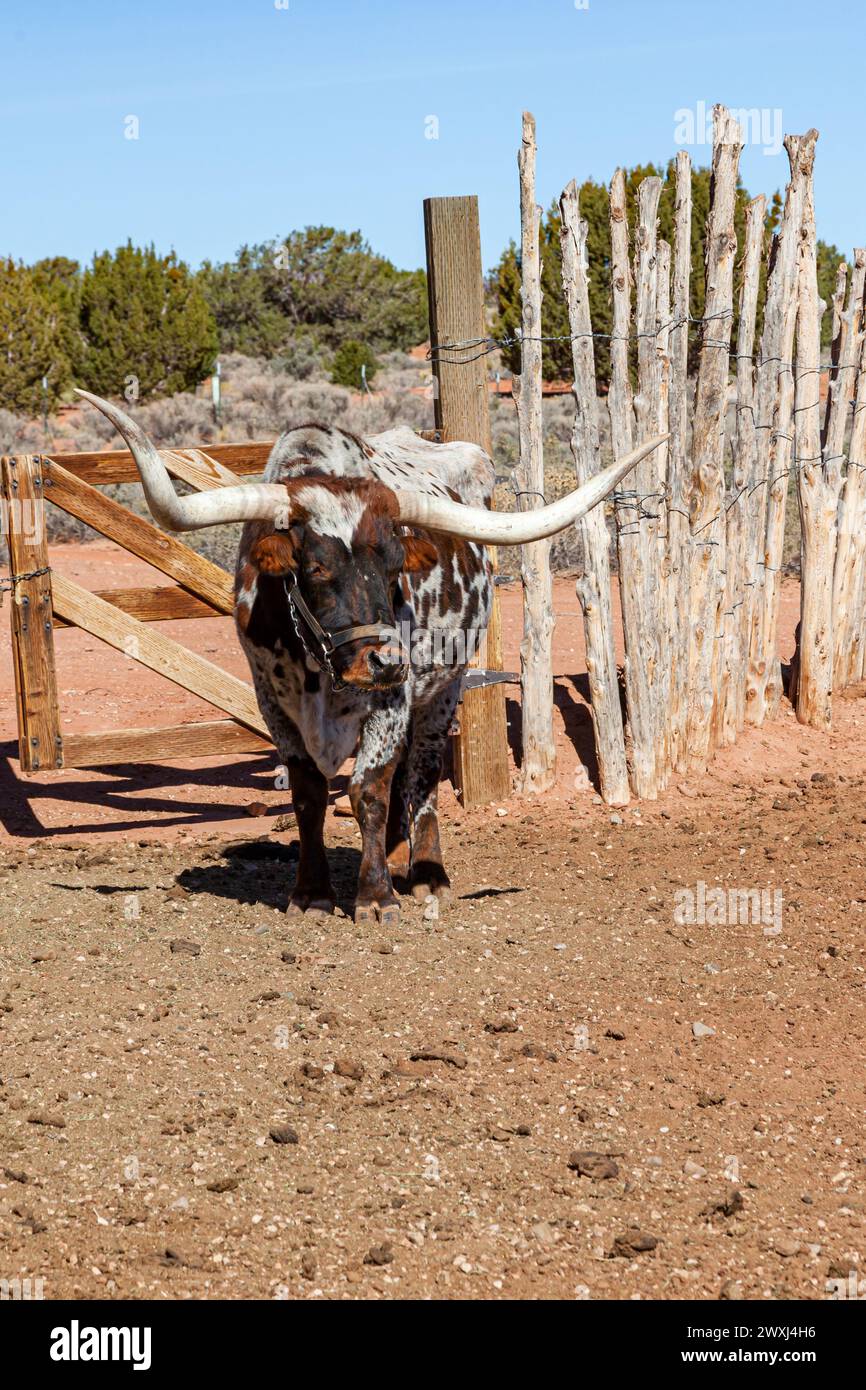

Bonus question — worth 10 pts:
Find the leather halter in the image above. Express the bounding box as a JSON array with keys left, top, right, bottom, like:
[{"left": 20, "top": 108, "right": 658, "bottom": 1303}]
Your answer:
[{"left": 282, "top": 572, "right": 389, "bottom": 691}]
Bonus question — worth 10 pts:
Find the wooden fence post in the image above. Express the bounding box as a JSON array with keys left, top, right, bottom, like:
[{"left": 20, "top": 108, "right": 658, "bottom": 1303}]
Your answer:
[
  {"left": 833, "top": 257, "right": 866, "bottom": 688},
  {"left": 686, "top": 105, "right": 741, "bottom": 771},
  {"left": 668, "top": 150, "right": 692, "bottom": 771},
  {"left": 792, "top": 130, "right": 839, "bottom": 729},
  {"left": 721, "top": 194, "right": 765, "bottom": 742},
  {"left": 1, "top": 455, "right": 63, "bottom": 772},
  {"left": 609, "top": 168, "right": 656, "bottom": 798},
  {"left": 745, "top": 148, "right": 800, "bottom": 723},
  {"left": 424, "top": 194, "right": 511, "bottom": 806},
  {"left": 559, "top": 181, "right": 630, "bottom": 805},
  {"left": 513, "top": 111, "right": 556, "bottom": 794}
]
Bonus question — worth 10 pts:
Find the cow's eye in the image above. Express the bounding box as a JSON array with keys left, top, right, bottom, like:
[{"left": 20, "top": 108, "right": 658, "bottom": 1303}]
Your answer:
[{"left": 306, "top": 562, "right": 330, "bottom": 582}]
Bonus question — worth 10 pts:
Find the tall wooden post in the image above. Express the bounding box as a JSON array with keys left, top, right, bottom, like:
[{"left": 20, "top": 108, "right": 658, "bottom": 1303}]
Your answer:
[
  {"left": 424, "top": 195, "right": 511, "bottom": 806},
  {"left": 1, "top": 454, "right": 63, "bottom": 772},
  {"left": 686, "top": 105, "right": 741, "bottom": 771},
  {"left": 559, "top": 181, "right": 630, "bottom": 806},
  {"left": 514, "top": 112, "right": 556, "bottom": 794}
]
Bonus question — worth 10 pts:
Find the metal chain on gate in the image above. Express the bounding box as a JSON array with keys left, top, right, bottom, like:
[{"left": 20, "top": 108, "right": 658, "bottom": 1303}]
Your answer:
[{"left": 0, "top": 566, "right": 51, "bottom": 607}]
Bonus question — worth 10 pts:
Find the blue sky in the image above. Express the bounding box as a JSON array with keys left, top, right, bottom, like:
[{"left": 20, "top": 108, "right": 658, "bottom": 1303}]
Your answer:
[{"left": 1, "top": 0, "right": 863, "bottom": 275}]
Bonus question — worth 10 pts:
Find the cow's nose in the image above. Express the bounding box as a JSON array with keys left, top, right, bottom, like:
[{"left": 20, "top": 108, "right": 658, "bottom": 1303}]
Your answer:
[{"left": 367, "top": 644, "right": 408, "bottom": 683}]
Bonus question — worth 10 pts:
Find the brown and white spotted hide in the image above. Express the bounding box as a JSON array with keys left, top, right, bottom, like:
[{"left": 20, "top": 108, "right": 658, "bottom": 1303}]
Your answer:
[{"left": 234, "top": 424, "right": 494, "bottom": 925}]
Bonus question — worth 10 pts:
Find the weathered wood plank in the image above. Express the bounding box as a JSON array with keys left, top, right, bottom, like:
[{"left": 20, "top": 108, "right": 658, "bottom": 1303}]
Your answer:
[
  {"left": 64, "top": 720, "right": 271, "bottom": 767},
  {"left": 45, "top": 441, "right": 274, "bottom": 487},
  {"left": 52, "top": 585, "right": 223, "bottom": 627},
  {"left": 42, "top": 458, "right": 235, "bottom": 613},
  {"left": 51, "top": 573, "right": 268, "bottom": 736}
]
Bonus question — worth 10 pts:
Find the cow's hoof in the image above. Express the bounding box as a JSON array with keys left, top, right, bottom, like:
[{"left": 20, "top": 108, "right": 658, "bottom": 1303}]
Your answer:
[
  {"left": 287, "top": 894, "right": 335, "bottom": 918},
  {"left": 410, "top": 863, "right": 451, "bottom": 902},
  {"left": 355, "top": 901, "right": 400, "bottom": 927}
]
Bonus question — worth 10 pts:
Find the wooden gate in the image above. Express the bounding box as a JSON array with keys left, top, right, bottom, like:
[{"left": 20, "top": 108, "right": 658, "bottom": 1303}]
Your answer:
[{"left": 1, "top": 442, "right": 275, "bottom": 773}]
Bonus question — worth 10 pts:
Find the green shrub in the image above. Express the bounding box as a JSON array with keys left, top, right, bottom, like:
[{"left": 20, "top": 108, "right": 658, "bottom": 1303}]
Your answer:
[{"left": 330, "top": 339, "right": 379, "bottom": 390}]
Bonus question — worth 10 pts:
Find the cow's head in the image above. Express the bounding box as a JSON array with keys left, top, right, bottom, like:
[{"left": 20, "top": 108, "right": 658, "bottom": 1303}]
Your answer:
[
  {"left": 73, "top": 390, "right": 664, "bottom": 684},
  {"left": 248, "top": 477, "right": 438, "bottom": 689}
]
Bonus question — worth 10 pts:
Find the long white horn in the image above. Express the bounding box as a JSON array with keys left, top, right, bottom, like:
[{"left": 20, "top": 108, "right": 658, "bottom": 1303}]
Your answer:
[
  {"left": 395, "top": 435, "right": 667, "bottom": 543},
  {"left": 75, "top": 390, "right": 290, "bottom": 530}
]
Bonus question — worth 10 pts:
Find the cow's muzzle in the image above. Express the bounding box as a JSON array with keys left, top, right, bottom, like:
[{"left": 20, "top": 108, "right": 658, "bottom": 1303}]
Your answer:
[{"left": 283, "top": 575, "right": 408, "bottom": 690}]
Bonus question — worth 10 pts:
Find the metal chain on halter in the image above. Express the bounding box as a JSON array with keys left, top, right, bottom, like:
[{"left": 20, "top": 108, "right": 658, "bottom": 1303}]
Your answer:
[
  {"left": 0, "top": 566, "right": 51, "bottom": 608},
  {"left": 282, "top": 572, "right": 346, "bottom": 692}
]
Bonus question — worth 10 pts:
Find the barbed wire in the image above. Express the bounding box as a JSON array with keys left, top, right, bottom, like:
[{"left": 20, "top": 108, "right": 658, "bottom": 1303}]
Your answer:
[{"left": 426, "top": 310, "right": 863, "bottom": 389}]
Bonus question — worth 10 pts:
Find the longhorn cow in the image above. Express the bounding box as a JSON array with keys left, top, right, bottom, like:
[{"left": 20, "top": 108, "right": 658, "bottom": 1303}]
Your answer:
[{"left": 78, "top": 390, "right": 662, "bottom": 925}]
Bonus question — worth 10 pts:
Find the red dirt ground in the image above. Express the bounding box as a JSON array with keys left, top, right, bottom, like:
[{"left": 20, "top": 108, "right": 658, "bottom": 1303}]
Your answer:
[{"left": 1, "top": 544, "right": 864, "bottom": 1301}]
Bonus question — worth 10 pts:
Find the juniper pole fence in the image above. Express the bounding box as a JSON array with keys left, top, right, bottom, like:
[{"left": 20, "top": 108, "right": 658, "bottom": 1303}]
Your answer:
[{"left": 506, "top": 105, "right": 866, "bottom": 803}]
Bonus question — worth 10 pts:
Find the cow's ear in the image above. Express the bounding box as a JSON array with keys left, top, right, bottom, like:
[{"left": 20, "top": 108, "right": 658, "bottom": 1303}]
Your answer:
[
  {"left": 402, "top": 536, "right": 439, "bottom": 572},
  {"left": 250, "top": 530, "right": 299, "bottom": 576}
]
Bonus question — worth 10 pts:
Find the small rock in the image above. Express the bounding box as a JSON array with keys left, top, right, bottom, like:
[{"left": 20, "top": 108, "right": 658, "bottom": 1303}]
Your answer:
[
  {"left": 273, "top": 813, "right": 298, "bottom": 833},
  {"left": 704, "top": 1187, "right": 744, "bottom": 1219},
  {"left": 484, "top": 1017, "right": 518, "bottom": 1034},
  {"left": 611, "top": 1230, "right": 658, "bottom": 1257},
  {"left": 605, "top": 1028, "right": 626, "bottom": 1041},
  {"left": 519, "top": 1042, "right": 558, "bottom": 1061},
  {"left": 269, "top": 1125, "right": 299, "bottom": 1146},
  {"left": 27, "top": 1111, "right": 65, "bottom": 1129},
  {"left": 568, "top": 1150, "right": 620, "bottom": 1180},
  {"left": 333, "top": 1059, "right": 364, "bottom": 1081},
  {"left": 206, "top": 1175, "right": 240, "bottom": 1193},
  {"left": 298, "top": 1063, "right": 324, "bottom": 1081},
  {"left": 409, "top": 1047, "right": 467, "bottom": 1069},
  {"left": 364, "top": 1243, "right": 394, "bottom": 1266},
  {"left": 683, "top": 1159, "right": 707, "bottom": 1179},
  {"left": 251, "top": 989, "right": 281, "bottom": 1004},
  {"left": 165, "top": 884, "right": 188, "bottom": 902},
  {"left": 245, "top": 801, "right": 270, "bottom": 817},
  {"left": 697, "top": 1091, "right": 726, "bottom": 1108},
  {"left": 280, "top": 951, "right": 297, "bottom": 964},
  {"left": 170, "top": 939, "right": 201, "bottom": 957},
  {"left": 719, "top": 1279, "right": 742, "bottom": 1300},
  {"left": 774, "top": 1238, "right": 800, "bottom": 1258},
  {"left": 373, "top": 941, "right": 393, "bottom": 955},
  {"left": 692, "top": 1021, "right": 715, "bottom": 1039},
  {"left": 300, "top": 1251, "right": 317, "bottom": 1280}
]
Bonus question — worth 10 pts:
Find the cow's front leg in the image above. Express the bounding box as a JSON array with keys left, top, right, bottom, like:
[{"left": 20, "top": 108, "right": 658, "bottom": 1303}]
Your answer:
[
  {"left": 407, "top": 682, "right": 461, "bottom": 901},
  {"left": 350, "top": 701, "right": 409, "bottom": 926},
  {"left": 286, "top": 755, "right": 335, "bottom": 916}
]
